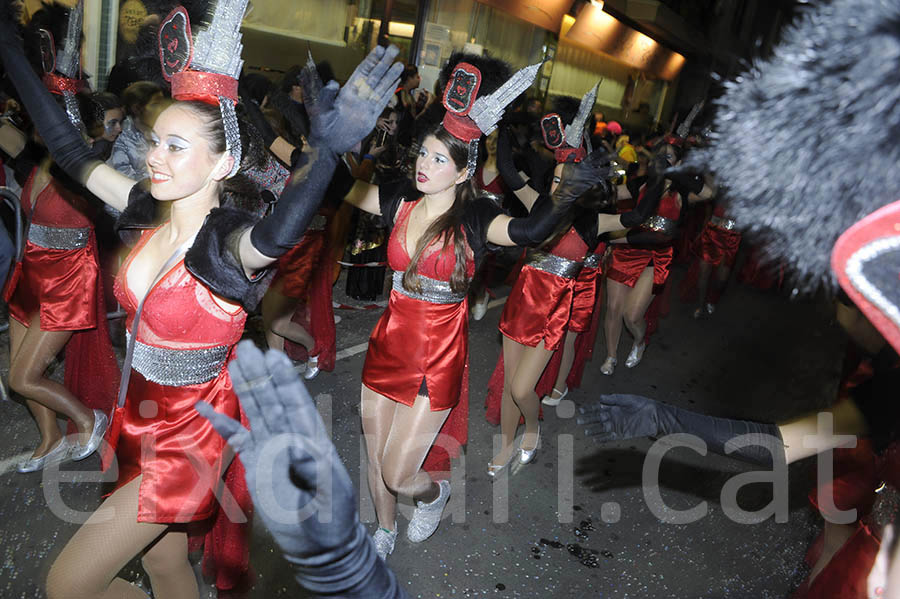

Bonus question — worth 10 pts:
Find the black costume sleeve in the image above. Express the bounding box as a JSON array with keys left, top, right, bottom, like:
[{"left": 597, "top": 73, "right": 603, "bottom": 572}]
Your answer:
[
  {"left": 377, "top": 178, "right": 416, "bottom": 231},
  {"left": 185, "top": 207, "right": 276, "bottom": 312},
  {"left": 463, "top": 195, "right": 504, "bottom": 268}
]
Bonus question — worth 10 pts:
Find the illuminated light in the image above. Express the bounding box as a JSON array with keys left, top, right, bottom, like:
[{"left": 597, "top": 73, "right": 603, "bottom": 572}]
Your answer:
[
  {"left": 387, "top": 21, "right": 415, "bottom": 38},
  {"left": 589, "top": 0, "right": 604, "bottom": 7}
]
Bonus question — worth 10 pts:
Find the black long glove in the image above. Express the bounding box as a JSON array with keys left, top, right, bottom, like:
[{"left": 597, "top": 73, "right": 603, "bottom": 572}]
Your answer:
[
  {"left": 619, "top": 155, "right": 668, "bottom": 229},
  {"left": 507, "top": 149, "right": 611, "bottom": 246},
  {"left": 249, "top": 45, "right": 403, "bottom": 259},
  {"left": 0, "top": 16, "right": 99, "bottom": 185},
  {"left": 495, "top": 125, "right": 528, "bottom": 191},
  {"left": 195, "top": 341, "right": 407, "bottom": 598},
  {"left": 578, "top": 394, "right": 785, "bottom": 467}
]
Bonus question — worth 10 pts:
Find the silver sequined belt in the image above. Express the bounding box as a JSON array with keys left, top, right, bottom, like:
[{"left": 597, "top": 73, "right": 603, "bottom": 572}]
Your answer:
[
  {"left": 583, "top": 253, "right": 603, "bottom": 269},
  {"left": 709, "top": 215, "right": 737, "bottom": 231},
  {"left": 392, "top": 271, "right": 467, "bottom": 304},
  {"left": 28, "top": 224, "right": 90, "bottom": 250},
  {"left": 127, "top": 332, "right": 230, "bottom": 387},
  {"left": 642, "top": 215, "right": 678, "bottom": 236},
  {"left": 525, "top": 250, "right": 583, "bottom": 279}
]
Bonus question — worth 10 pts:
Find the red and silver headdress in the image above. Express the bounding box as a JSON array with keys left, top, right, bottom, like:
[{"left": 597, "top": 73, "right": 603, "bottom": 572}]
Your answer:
[
  {"left": 158, "top": 1, "right": 248, "bottom": 177},
  {"left": 39, "top": 0, "right": 84, "bottom": 130},
  {"left": 832, "top": 201, "right": 900, "bottom": 354},
  {"left": 441, "top": 60, "right": 543, "bottom": 177},
  {"left": 540, "top": 81, "right": 599, "bottom": 163}
]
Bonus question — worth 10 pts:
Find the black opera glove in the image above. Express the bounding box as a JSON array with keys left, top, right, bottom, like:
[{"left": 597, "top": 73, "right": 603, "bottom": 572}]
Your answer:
[
  {"left": 619, "top": 155, "right": 669, "bottom": 229},
  {"left": 0, "top": 16, "right": 100, "bottom": 185},
  {"left": 195, "top": 341, "right": 407, "bottom": 599},
  {"left": 578, "top": 394, "right": 786, "bottom": 467},
  {"left": 496, "top": 125, "right": 527, "bottom": 191}
]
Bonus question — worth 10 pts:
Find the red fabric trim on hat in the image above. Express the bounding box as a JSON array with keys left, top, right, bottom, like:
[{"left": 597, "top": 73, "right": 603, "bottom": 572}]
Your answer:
[
  {"left": 42, "top": 73, "right": 81, "bottom": 95},
  {"left": 442, "top": 112, "right": 482, "bottom": 143},
  {"left": 171, "top": 71, "right": 239, "bottom": 105},
  {"left": 832, "top": 200, "right": 900, "bottom": 354},
  {"left": 555, "top": 146, "right": 586, "bottom": 163}
]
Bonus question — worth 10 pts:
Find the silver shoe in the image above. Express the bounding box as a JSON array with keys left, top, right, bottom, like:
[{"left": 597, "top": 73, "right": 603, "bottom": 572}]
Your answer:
[
  {"left": 487, "top": 447, "right": 517, "bottom": 479},
  {"left": 70, "top": 409, "right": 109, "bottom": 461},
  {"left": 373, "top": 524, "right": 398, "bottom": 560},
  {"left": 518, "top": 425, "right": 541, "bottom": 465},
  {"left": 303, "top": 355, "right": 320, "bottom": 380},
  {"left": 471, "top": 293, "right": 489, "bottom": 321},
  {"left": 600, "top": 357, "right": 617, "bottom": 376},
  {"left": 625, "top": 343, "right": 646, "bottom": 368},
  {"left": 17, "top": 438, "right": 71, "bottom": 473},
  {"left": 406, "top": 479, "right": 451, "bottom": 543},
  {"left": 541, "top": 387, "right": 568, "bottom": 407}
]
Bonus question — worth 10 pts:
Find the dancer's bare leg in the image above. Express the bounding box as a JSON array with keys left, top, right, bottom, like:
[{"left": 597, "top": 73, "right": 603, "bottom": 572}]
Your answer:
[
  {"left": 507, "top": 343, "right": 554, "bottom": 452},
  {"left": 622, "top": 267, "right": 655, "bottom": 344},
  {"left": 550, "top": 331, "right": 578, "bottom": 396},
  {"left": 46, "top": 475, "right": 198, "bottom": 599},
  {"left": 491, "top": 336, "right": 525, "bottom": 468},
  {"left": 8, "top": 314, "right": 93, "bottom": 453},
  {"left": 604, "top": 279, "right": 630, "bottom": 360}
]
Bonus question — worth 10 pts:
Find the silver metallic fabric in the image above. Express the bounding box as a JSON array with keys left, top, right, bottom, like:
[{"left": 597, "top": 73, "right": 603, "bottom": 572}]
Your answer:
[
  {"left": 127, "top": 332, "right": 230, "bottom": 386},
  {"left": 191, "top": 0, "right": 248, "bottom": 79},
  {"left": 564, "top": 81, "right": 599, "bottom": 149},
  {"left": 466, "top": 139, "right": 479, "bottom": 178},
  {"left": 709, "top": 215, "right": 738, "bottom": 231},
  {"left": 469, "top": 61, "right": 543, "bottom": 136},
  {"left": 642, "top": 215, "right": 678, "bottom": 236},
  {"left": 56, "top": 0, "right": 83, "bottom": 78},
  {"left": 583, "top": 253, "right": 603, "bottom": 269},
  {"left": 525, "top": 250, "right": 583, "bottom": 279},
  {"left": 392, "top": 271, "right": 467, "bottom": 304},
  {"left": 28, "top": 224, "right": 89, "bottom": 250},
  {"left": 219, "top": 98, "right": 242, "bottom": 178},
  {"left": 62, "top": 91, "right": 83, "bottom": 130}
]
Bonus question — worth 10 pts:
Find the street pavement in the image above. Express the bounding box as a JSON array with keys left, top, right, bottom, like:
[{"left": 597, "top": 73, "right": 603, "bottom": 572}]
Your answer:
[{"left": 0, "top": 265, "right": 880, "bottom": 598}]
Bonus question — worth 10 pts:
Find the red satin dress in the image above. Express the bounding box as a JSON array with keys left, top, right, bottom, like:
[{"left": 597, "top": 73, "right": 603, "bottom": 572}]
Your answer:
[
  {"left": 112, "top": 226, "right": 247, "bottom": 523},
  {"left": 569, "top": 242, "right": 605, "bottom": 334},
  {"left": 608, "top": 188, "right": 680, "bottom": 288},
  {"left": 8, "top": 169, "right": 99, "bottom": 330},
  {"left": 498, "top": 227, "right": 586, "bottom": 352},
  {"left": 696, "top": 203, "right": 741, "bottom": 267},
  {"left": 362, "top": 198, "right": 475, "bottom": 411}
]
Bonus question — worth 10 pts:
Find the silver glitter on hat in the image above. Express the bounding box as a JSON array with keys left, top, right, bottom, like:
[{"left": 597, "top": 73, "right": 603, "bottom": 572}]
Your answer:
[
  {"left": 219, "top": 97, "right": 241, "bottom": 178},
  {"left": 469, "top": 61, "right": 543, "bottom": 136},
  {"left": 677, "top": 101, "right": 704, "bottom": 138},
  {"left": 564, "top": 80, "right": 599, "bottom": 149},
  {"left": 192, "top": 0, "right": 249, "bottom": 79},
  {"left": 55, "top": 0, "right": 83, "bottom": 79},
  {"left": 466, "top": 139, "right": 479, "bottom": 179}
]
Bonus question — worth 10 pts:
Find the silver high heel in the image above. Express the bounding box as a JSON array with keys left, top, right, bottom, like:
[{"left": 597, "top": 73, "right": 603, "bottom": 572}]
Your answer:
[
  {"left": 541, "top": 386, "right": 568, "bottom": 407},
  {"left": 600, "top": 356, "right": 617, "bottom": 376},
  {"left": 518, "top": 425, "right": 541, "bottom": 465}
]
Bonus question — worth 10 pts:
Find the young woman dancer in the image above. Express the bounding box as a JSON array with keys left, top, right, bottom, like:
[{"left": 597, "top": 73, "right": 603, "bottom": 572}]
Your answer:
[
  {"left": 601, "top": 143, "right": 713, "bottom": 375},
  {"left": 486, "top": 90, "right": 662, "bottom": 475},
  {"left": 6, "top": 1, "right": 117, "bottom": 473},
  {"left": 339, "top": 54, "right": 613, "bottom": 558},
  {"left": 0, "top": 2, "right": 402, "bottom": 595}
]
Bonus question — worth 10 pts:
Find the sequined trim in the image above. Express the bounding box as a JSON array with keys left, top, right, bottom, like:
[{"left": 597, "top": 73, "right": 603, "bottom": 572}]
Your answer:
[
  {"left": 308, "top": 214, "right": 328, "bottom": 231},
  {"left": 642, "top": 215, "right": 678, "bottom": 236},
  {"left": 127, "top": 332, "right": 229, "bottom": 386},
  {"left": 525, "top": 250, "right": 583, "bottom": 279},
  {"left": 710, "top": 215, "right": 737, "bottom": 231},
  {"left": 392, "top": 271, "right": 466, "bottom": 304},
  {"left": 28, "top": 224, "right": 90, "bottom": 250},
  {"left": 583, "top": 253, "right": 603, "bottom": 269}
]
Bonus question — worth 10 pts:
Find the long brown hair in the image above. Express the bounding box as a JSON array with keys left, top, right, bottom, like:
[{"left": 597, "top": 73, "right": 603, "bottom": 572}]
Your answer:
[{"left": 402, "top": 125, "right": 478, "bottom": 294}]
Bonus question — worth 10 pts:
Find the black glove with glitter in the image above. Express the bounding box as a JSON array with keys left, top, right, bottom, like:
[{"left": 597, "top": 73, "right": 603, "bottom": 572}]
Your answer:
[
  {"left": 195, "top": 341, "right": 407, "bottom": 599},
  {"left": 578, "top": 394, "right": 785, "bottom": 467},
  {"left": 507, "top": 149, "right": 611, "bottom": 246},
  {"left": 0, "top": 12, "right": 100, "bottom": 186}
]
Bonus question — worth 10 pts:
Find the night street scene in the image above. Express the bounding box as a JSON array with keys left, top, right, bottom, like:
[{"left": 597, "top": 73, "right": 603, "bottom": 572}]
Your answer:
[{"left": 0, "top": 0, "right": 898, "bottom": 598}]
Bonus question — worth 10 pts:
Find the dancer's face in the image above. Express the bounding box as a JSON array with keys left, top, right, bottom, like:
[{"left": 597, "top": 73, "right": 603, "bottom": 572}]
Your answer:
[
  {"left": 101, "top": 108, "right": 124, "bottom": 142},
  {"left": 415, "top": 135, "right": 467, "bottom": 195},
  {"left": 145, "top": 104, "right": 232, "bottom": 201}
]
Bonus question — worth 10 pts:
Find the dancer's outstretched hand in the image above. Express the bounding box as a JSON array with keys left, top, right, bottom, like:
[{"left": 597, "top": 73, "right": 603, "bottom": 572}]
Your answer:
[
  {"left": 196, "top": 340, "right": 357, "bottom": 560},
  {"left": 302, "top": 45, "right": 404, "bottom": 154},
  {"left": 578, "top": 394, "right": 664, "bottom": 443}
]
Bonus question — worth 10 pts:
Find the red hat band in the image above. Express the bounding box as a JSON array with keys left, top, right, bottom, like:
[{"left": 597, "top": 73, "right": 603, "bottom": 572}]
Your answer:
[{"left": 171, "top": 70, "right": 239, "bottom": 105}]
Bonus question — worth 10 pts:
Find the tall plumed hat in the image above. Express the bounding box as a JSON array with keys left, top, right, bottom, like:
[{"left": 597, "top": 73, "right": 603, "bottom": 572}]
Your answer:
[
  {"left": 158, "top": 0, "right": 248, "bottom": 177},
  {"left": 540, "top": 81, "right": 599, "bottom": 163},
  {"left": 440, "top": 55, "right": 543, "bottom": 177},
  {"left": 30, "top": 0, "right": 84, "bottom": 130}
]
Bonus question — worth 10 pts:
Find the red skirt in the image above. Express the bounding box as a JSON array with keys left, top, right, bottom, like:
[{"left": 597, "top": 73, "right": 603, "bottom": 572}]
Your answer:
[
  {"left": 273, "top": 230, "right": 326, "bottom": 299},
  {"left": 111, "top": 365, "right": 239, "bottom": 524},
  {"left": 362, "top": 290, "right": 468, "bottom": 411},
  {"left": 498, "top": 265, "right": 576, "bottom": 352},
  {"left": 569, "top": 265, "right": 600, "bottom": 333},
  {"left": 607, "top": 245, "right": 673, "bottom": 289},
  {"left": 8, "top": 234, "right": 99, "bottom": 331},
  {"left": 697, "top": 224, "right": 742, "bottom": 267}
]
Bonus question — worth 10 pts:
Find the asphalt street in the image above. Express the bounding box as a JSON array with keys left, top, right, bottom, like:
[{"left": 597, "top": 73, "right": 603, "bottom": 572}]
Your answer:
[{"left": 0, "top": 265, "right": 885, "bottom": 598}]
